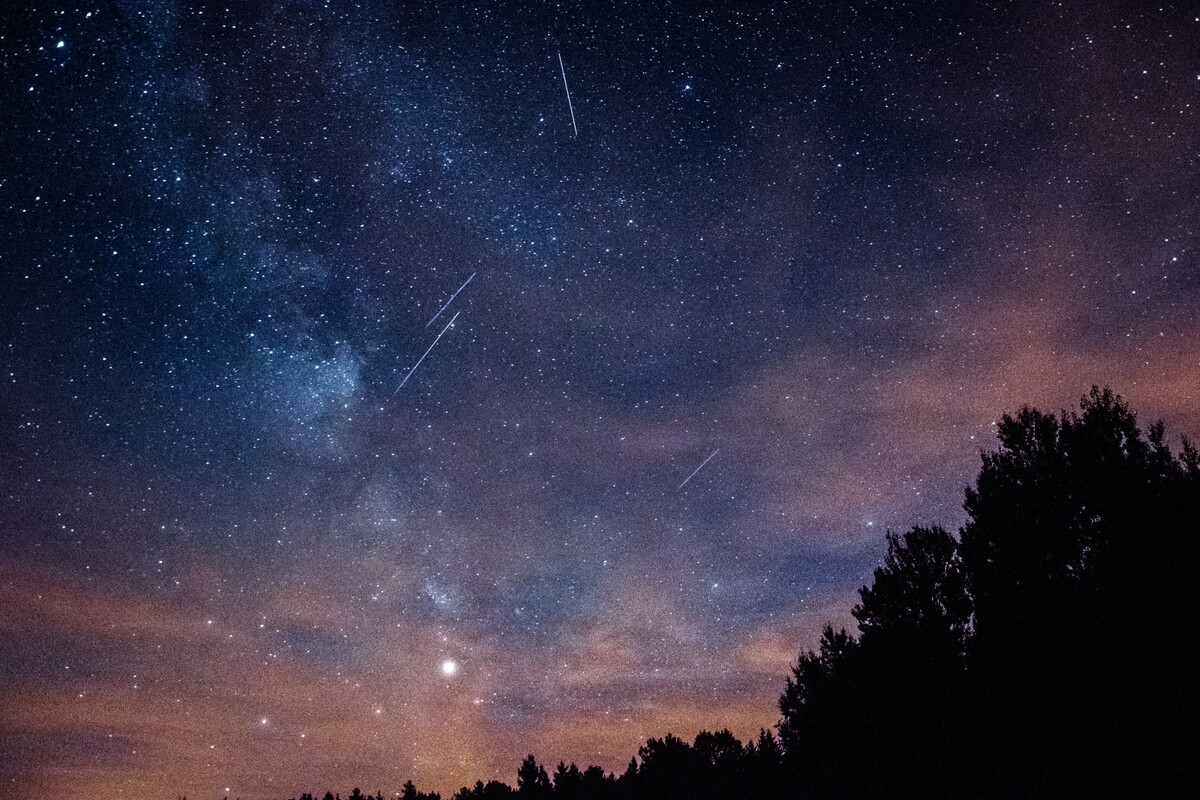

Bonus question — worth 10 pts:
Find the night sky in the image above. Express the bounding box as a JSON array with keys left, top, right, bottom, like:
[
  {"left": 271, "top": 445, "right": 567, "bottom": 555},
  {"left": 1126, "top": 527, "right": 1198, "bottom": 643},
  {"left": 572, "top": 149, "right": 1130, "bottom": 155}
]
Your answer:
[{"left": 1, "top": 2, "right": 1197, "bottom": 798}]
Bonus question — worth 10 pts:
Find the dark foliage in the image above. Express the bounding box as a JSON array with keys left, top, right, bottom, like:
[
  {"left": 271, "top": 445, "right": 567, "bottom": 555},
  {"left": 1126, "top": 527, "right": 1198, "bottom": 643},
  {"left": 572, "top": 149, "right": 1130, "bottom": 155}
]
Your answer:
[
  {"left": 957, "top": 388, "right": 1196, "bottom": 797},
  {"left": 277, "top": 388, "right": 1191, "bottom": 800},
  {"left": 780, "top": 387, "right": 1195, "bottom": 799},
  {"left": 280, "top": 730, "right": 785, "bottom": 800}
]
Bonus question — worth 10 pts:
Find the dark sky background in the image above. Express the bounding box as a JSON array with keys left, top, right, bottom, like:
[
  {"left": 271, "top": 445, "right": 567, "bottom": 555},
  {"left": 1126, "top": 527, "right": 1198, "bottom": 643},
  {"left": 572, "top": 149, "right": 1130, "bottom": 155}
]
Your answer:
[{"left": 1, "top": 2, "right": 1196, "bottom": 798}]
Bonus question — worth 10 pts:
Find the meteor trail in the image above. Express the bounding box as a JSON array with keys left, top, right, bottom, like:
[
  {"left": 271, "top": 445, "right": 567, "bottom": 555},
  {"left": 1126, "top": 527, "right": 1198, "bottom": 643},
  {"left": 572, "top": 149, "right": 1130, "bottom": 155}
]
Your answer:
[
  {"left": 679, "top": 448, "right": 720, "bottom": 489},
  {"left": 558, "top": 51, "right": 578, "bottom": 137},
  {"left": 427, "top": 272, "right": 475, "bottom": 327},
  {"left": 394, "top": 311, "right": 460, "bottom": 396}
]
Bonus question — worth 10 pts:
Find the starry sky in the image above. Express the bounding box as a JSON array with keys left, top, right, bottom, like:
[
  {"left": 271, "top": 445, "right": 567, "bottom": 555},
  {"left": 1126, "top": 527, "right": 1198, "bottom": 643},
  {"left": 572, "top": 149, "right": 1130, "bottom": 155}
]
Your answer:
[{"left": 1, "top": 2, "right": 1197, "bottom": 798}]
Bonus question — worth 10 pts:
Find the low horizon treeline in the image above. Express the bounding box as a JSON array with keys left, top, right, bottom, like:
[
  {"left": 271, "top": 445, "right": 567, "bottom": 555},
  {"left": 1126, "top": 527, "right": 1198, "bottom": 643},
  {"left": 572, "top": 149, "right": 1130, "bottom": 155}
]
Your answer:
[
  {"left": 259, "top": 387, "right": 1192, "bottom": 800},
  {"left": 277, "top": 731, "right": 788, "bottom": 800}
]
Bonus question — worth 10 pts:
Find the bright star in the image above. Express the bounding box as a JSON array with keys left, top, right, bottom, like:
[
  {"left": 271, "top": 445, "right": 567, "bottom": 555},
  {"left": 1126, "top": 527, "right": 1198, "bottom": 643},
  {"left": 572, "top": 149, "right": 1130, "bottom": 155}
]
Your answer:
[{"left": 441, "top": 658, "right": 458, "bottom": 677}]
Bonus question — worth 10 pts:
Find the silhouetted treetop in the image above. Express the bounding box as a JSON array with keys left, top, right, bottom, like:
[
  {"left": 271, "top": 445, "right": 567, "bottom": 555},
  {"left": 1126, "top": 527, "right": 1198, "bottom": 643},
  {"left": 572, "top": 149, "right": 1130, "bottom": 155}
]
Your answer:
[
  {"left": 779, "top": 386, "right": 1194, "bottom": 799},
  {"left": 853, "top": 525, "right": 970, "bottom": 654}
]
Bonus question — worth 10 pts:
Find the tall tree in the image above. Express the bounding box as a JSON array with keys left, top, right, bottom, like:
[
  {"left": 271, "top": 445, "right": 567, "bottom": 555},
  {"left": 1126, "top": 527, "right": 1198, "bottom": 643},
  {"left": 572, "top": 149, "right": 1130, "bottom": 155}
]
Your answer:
[
  {"left": 852, "top": 526, "right": 971, "bottom": 799},
  {"left": 777, "top": 625, "right": 861, "bottom": 798},
  {"left": 780, "top": 388, "right": 1195, "bottom": 799},
  {"left": 516, "top": 755, "right": 552, "bottom": 800},
  {"left": 959, "top": 387, "right": 1195, "bottom": 797}
]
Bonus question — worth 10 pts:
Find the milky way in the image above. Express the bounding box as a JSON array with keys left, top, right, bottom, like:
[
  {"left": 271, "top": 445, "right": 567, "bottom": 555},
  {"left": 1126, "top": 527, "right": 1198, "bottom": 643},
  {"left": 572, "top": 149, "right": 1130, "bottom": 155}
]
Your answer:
[{"left": 1, "top": 3, "right": 1197, "bottom": 798}]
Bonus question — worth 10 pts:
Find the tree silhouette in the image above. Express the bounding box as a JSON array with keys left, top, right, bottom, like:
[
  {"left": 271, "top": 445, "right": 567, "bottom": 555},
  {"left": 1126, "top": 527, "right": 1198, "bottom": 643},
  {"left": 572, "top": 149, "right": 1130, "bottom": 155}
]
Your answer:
[
  {"left": 550, "top": 762, "right": 582, "bottom": 798},
  {"left": 576, "top": 764, "right": 615, "bottom": 800},
  {"left": 778, "top": 623, "right": 867, "bottom": 798},
  {"left": 851, "top": 526, "right": 971, "bottom": 799},
  {"left": 516, "top": 755, "right": 552, "bottom": 800},
  {"left": 959, "top": 387, "right": 1195, "bottom": 797},
  {"left": 453, "top": 779, "right": 513, "bottom": 800},
  {"left": 780, "top": 387, "right": 1194, "bottom": 799}
]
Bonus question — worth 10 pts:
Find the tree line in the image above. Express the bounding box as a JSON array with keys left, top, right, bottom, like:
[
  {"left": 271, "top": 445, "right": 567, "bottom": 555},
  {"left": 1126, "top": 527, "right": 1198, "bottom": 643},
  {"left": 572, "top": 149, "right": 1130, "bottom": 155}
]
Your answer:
[{"left": 274, "top": 387, "right": 1192, "bottom": 800}]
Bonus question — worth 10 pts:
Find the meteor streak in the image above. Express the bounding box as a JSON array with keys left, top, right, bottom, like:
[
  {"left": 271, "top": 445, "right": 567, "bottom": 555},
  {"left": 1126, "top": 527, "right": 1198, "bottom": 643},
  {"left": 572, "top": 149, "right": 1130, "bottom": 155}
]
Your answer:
[
  {"left": 427, "top": 272, "right": 476, "bottom": 328},
  {"left": 679, "top": 448, "right": 720, "bottom": 489},
  {"left": 558, "top": 52, "right": 578, "bottom": 137},
  {"left": 394, "top": 311, "right": 460, "bottom": 395}
]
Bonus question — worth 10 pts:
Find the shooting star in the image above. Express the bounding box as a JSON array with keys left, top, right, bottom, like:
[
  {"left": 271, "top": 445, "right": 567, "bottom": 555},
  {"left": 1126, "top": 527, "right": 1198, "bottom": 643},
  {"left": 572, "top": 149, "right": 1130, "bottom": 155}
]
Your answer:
[
  {"left": 558, "top": 51, "right": 578, "bottom": 137},
  {"left": 393, "top": 311, "right": 460, "bottom": 396},
  {"left": 679, "top": 448, "right": 720, "bottom": 489},
  {"left": 427, "top": 272, "right": 475, "bottom": 328}
]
